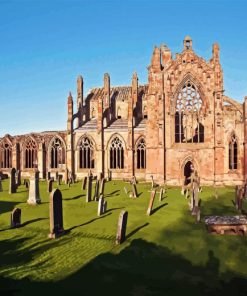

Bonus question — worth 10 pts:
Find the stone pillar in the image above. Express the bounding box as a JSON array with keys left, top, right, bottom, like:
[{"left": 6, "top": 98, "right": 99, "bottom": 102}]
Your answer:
[
  {"left": 76, "top": 75, "right": 83, "bottom": 128},
  {"left": 66, "top": 92, "right": 74, "bottom": 177},
  {"left": 103, "top": 73, "right": 111, "bottom": 127}
]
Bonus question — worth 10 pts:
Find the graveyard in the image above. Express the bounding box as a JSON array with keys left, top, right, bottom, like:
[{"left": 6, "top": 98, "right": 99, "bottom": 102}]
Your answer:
[{"left": 0, "top": 178, "right": 247, "bottom": 295}]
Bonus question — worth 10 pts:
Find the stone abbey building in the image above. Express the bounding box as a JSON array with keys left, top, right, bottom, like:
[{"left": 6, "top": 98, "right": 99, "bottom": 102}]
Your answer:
[{"left": 0, "top": 36, "right": 246, "bottom": 185}]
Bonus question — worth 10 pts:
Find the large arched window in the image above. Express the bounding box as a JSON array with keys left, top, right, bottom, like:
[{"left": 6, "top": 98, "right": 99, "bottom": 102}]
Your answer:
[
  {"left": 78, "top": 137, "right": 94, "bottom": 169},
  {"left": 110, "top": 137, "right": 124, "bottom": 169},
  {"left": 175, "top": 80, "right": 204, "bottom": 143},
  {"left": 229, "top": 133, "right": 237, "bottom": 170},
  {"left": 136, "top": 138, "right": 146, "bottom": 169},
  {"left": 0, "top": 142, "right": 12, "bottom": 168},
  {"left": 24, "top": 138, "right": 37, "bottom": 168},
  {"left": 50, "top": 137, "right": 66, "bottom": 169}
]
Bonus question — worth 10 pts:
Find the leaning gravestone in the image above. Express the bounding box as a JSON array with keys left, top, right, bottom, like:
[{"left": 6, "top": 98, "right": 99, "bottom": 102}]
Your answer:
[
  {"left": 116, "top": 210, "right": 128, "bottom": 245},
  {"left": 82, "top": 176, "right": 87, "bottom": 190},
  {"left": 131, "top": 183, "right": 138, "bottom": 198},
  {"left": 86, "top": 175, "right": 93, "bottom": 202},
  {"left": 159, "top": 188, "right": 164, "bottom": 202},
  {"left": 49, "top": 188, "right": 64, "bottom": 238},
  {"left": 47, "top": 179, "right": 53, "bottom": 193},
  {"left": 99, "top": 178, "right": 105, "bottom": 196},
  {"left": 0, "top": 178, "right": 3, "bottom": 192},
  {"left": 147, "top": 190, "right": 156, "bottom": 216},
  {"left": 11, "top": 208, "right": 21, "bottom": 228},
  {"left": 98, "top": 196, "right": 104, "bottom": 216},
  {"left": 9, "top": 168, "right": 16, "bottom": 194},
  {"left": 27, "top": 171, "right": 41, "bottom": 205}
]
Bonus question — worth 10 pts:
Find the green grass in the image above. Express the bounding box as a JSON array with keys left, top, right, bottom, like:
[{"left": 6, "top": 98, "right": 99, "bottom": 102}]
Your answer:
[{"left": 0, "top": 179, "right": 247, "bottom": 296}]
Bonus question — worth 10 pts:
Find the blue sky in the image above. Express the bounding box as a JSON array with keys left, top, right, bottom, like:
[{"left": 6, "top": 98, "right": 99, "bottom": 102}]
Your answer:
[{"left": 0, "top": 0, "right": 247, "bottom": 135}]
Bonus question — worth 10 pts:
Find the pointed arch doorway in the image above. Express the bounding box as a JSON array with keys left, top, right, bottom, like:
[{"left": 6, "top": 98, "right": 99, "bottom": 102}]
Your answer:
[{"left": 183, "top": 160, "right": 194, "bottom": 185}]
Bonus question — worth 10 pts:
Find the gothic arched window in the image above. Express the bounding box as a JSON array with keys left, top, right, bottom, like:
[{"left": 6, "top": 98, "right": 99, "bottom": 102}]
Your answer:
[
  {"left": 136, "top": 138, "right": 146, "bottom": 169},
  {"left": 229, "top": 133, "right": 237, "bottom": 170},
  {"left": 0, "top": 142, "right": 12, "bottom": 168},
  {"left": 78, "top": 137, "right": 94, "bottom": 169},
  {"left": 175, "top": 80, "right": 204, "bottom": 143},
  {"left": 50, "top": 137, "right": 66, "bottom": 169},
  {"left": 110, "top": 137, "right": 124, "bottom": 169},
  {"left": 24, "top": 138, "right": 37, "bottom": 168}
]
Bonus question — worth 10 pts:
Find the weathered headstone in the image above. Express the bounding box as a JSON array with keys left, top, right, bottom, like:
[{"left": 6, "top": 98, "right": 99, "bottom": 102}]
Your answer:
[
  {"left": 86, "top": 175, "right": 93, "bottom": 202},
  {"left": 99, "top": 178, "right": 105, "bottom": 196},
  {"left": 98, "top": 196, "right": 104, "bottom": 216},
  {"left": 116, "top": 210, "right": 128, "bottom": 245},
  {"left": 94, "top": 179, "right": 99, "bottom": 200},
  {"left": 9, "top": 168, "right": 16, "bottom": 194},
  {"left": 150, "top": 175, "right": 155, "bottom": 190},
  {"left": 47, "top": 179, "right": 53, "bottom": 193},
  {"left": 82, "top": 176, "right": 87, "bottom": 190},
  {"left": 11, "top": 208, "right": 21, "bottom": 228},
  {"left": 147, "top": 190, "right": 156, "bottom": 216},
  {"left": 27, "top": 171, "right": 41, "bottom": 205},
  {"left": 131, "top": 183, "right": 137, "bottom": 198},
  {"left": 49, "top": 188, "right": 64, "bottom": 238},
  {"left": 103, "top": 200, "right": 107, "bottom": 213},
  {"left": 159, "top": 188, "right": 164, "bottom": 202}
]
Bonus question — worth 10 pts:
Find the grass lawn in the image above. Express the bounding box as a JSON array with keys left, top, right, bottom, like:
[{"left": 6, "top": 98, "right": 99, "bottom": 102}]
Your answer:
[{"left": 0, "top": 179, "right": 247, "bottom": 296}]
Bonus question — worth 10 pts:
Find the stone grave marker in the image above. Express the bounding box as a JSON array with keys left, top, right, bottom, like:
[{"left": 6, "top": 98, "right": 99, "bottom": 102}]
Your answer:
[
  {"left": 11, "top": 208, "right": 21, "bottom": 228},
  {"left": 27, "top": 171, "right": 41, "bottom": 205},
  {"left": 99, "top": 178, "right": 105, "bottom": 196},
  {"left": 49, "top": 188, "right": 64, "bottom": 238},
  {"left": 159, "top": 188, "right": 164, "bottom": 202},
  {"left": 94, "top": 179, "right": 99, "bottom": 201},
  {"left": 103, "top": 200, "right": 107, "bottom": 213},
  {"left": 55, "top": 172, "right": 59, "bottom": 181},
  {"left": 131, "top": 183, "right": 137, "bottom": 198},
  {"left": 98, "top": 196, "right": 104, "bottom": 216},
  {"left": 47, "top": 179, "right": 53, "bottom": 193},
  {"left": 82, "top": 176, "right": 87, "bottom": 190},
  {"left": 9, "top": 168, "right": 16, "bottom": 194},
  {"left": 86, "top": 175, "right": 93, "bottom": 202},
  {"left": 116, "top": 210, "right": 128, "bottom": 245},
  {"left": 147, "top": 190, "right": 156, "bottom": 216}
]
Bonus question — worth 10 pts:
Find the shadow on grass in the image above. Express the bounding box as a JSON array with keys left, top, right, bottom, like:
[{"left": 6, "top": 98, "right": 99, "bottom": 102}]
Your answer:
[
  {"left": 0, "top": 200, "right": 23, "bottom": 215},
  {"left": 126, "top": 222, "right": 149, "bottom": 239},
  {"left": 64, "top": 194, "right": 84, "bottom": 201},
  {"left": 106, "top": 207, "right": 124, "bottom": 213},
  {"left": 21, "top": 218, "right": 48, "bottom": 227},
  {"left": 65, "top": 213, "right": 112, "bottom": 233},
  {"left": 0, "top": 238, "right": 247, "bottom": 296},
  {"left": 152, "top": 202, "right": 168, "bottom": 215},
  {"left": 106, "top": 190, "right": 120, "bottom": 197}
]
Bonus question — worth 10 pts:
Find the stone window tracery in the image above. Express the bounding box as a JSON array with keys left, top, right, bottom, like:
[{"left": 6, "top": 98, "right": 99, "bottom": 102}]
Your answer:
[
  {"left": 24, "top": 138, "right": 37, "bottom": 168},
  {"left": 229, "top": 133, "right": 237, "bottom": 170},
  {"left": 50, "top": 137, "right": 66, "bottom": 169},
  {"left": 175, "top": 80, "right": 204, "bottom": 143},
  {"left": 136, "top": 138, "right": 146, "bottom": 169},
  {"left": 0, "top": 142, "right": 12, "bottom": 168},
  {"left": 110, "top": 137, "right": 124, "bottom": 169},
  {"left": 78, "top": 137, "right": 94, "bottom": 169}
]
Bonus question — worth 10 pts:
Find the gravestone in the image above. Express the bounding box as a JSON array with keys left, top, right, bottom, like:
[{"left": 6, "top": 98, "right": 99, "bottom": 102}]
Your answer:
[
  {"left": 27, "top": 171, "right": 41, "bottom": 205},
  {"left": 150, "top": 175, "right": 154, "bottom": 190},
  {"left": 0, "top": 178, "right": 3, "bottom": 192},
  {"left": 47, "top": 179, "right": 53, "bottom": 193},
  {"left": 131, "top": 183, "right": 137, "bottom": 198},
  {"left": 107, "top": 169, "right": 112, "bottom": 181},
  {"left": 55, "top": 171, "right": 59, "bottom": 181},
  {"left": 49, "top": 188, "right": 64, "bottom": 238},
  {"left": 82, "top": 176, "right": 87, "bottom": 190},
  {"left": 147, "top": 190, "right": 156, "bottom": 216},
  {"left": 159, "top": 189, "right": 164, "bottom": 202},
  {"left": 98, "top": 196, "right": 104, "bottom": 216},
  {"left": 86, "top": 175, "right": 93, "bottom": 202},
  {"left": 94, "top": 180, "right": 99, "bottom": 200},
  {"left": 9, "top": 168, "right": 16, "bottom": 194},
  {"left": 191, "top": 183, "right": 199, "bottom": 215},
  {"left": 99, "top": 178, "right": 105, "bottom": 196},
  {"left": 11, "top": 208, "right": 21, "bottom": 228},
  {"left": 16, "top": 170, "right": 21, "bottom": 187},
  {"left": 116, "top": 210, "right": 128, "bottom": 245}
]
